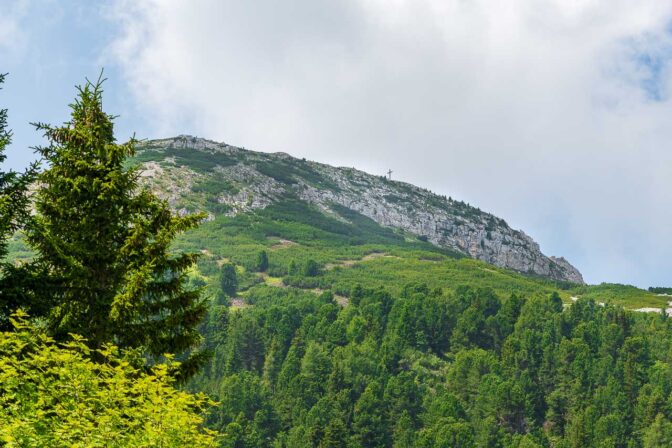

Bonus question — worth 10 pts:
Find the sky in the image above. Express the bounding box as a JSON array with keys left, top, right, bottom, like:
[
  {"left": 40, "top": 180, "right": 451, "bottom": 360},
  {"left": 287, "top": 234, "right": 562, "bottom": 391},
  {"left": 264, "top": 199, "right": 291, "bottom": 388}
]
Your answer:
[{"left": 1, "top": 0, "right": 671, "bottom": 288}]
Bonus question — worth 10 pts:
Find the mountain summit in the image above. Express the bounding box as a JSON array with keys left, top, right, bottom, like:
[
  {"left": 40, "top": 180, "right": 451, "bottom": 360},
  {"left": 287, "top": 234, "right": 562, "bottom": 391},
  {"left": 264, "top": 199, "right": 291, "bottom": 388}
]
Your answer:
[{"left": 136, "top": 135, "right": 584, "bottom": 284}]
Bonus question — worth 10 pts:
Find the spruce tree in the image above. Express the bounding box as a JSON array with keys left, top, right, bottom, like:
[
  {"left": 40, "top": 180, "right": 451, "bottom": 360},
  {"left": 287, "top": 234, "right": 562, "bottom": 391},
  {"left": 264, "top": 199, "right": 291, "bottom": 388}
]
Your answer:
[
  {"left": 27, "top": 76, "right": 206, "bottom": 373},
  {"left": 0, "top": 74, "right": 39, "bottom": 329},
  {"left": 0, "top": 73, "right": 16, "bottom": 261},
  {"left": 255, "top": 250, "right": 269, "bottom": 272},
  {"left": 219, "top": 262, "right": 238, "bottom": 298}
]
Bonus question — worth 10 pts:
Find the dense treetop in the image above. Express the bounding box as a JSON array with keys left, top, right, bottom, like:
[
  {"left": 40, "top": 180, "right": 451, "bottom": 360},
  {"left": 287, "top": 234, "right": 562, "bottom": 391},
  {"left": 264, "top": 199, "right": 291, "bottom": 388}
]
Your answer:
[
  {"left": 25, "top": 77, "right": 207, "bottom": 376},
  {"left": 192, "top": 281, "right": 672, "bottom": 447}
]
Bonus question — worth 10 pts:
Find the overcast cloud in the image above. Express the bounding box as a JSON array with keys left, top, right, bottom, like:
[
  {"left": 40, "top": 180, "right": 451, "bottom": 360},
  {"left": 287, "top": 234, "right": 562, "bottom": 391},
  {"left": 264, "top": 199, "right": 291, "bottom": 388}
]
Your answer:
[
  {"left": 105, "top": 0, "right": 672, "bottom": 287},
  {"left": 2, "top": 1, "right": 670, "bottom": 287}
]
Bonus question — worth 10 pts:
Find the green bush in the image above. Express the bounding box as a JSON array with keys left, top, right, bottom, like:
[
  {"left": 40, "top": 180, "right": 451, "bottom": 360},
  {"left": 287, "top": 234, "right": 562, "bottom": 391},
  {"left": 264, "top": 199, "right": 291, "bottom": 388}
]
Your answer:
[
  {"left": 255, "top": 250, "right": 269, "bottom": 272},
  {"left": 0, "top": 312, "right": 218, "bottom": 446},
  {"left": 302, "top": 259, "right": 320, "bottom": 277}
]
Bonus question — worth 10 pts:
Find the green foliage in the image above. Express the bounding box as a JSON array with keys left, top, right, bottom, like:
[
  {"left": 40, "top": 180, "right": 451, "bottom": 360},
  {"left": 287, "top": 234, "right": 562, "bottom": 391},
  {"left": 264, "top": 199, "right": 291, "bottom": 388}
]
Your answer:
[
  {"left": 255, "top": 250, "right": 269, "bottom": 272},
  {"left": 135, "top": 144, "right": 237, "bottom": 173},
  {"left": 649, "top": 286, "right": 672, "bottom": 295},
  {"left": 643, "top": 413, "right": 672, "bottom": 447},
  {"left": 220, "top": 263, "right": 238, "bottom": 298},
  {"left": 572, "top": 283, "right": 664, "bottom": 308},
  {"left": 189, "top": 275, "right": 672, "bottom": 447},
  {"left": 25, "top": 77, "right": 206, "bottom": 375},
  {"left": 0, "top": 312, "right": 219, "bottom": 446},
  {"left": 303, "top": 259, "right": 320, "bottom": 277},
  {"left": 0, "top": 74, "right": 39, "bottom": 329}
]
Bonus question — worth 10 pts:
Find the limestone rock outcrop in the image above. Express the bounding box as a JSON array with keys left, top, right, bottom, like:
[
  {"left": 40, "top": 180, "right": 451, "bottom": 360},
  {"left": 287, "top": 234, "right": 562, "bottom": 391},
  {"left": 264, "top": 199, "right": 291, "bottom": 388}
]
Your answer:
[{"left": 139, "top": 135, "right": 584, "bottom": 284}]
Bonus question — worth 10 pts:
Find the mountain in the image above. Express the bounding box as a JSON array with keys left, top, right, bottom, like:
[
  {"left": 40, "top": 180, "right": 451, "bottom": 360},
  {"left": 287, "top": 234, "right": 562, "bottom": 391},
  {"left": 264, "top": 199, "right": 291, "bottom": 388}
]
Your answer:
[
  {"left": 129, "top": 136, "right": 670, "bottom": 447},
  {"left": 136, "top": 135, "right": 583, "bottom": 283},
  {"left": 7, "top": 133, "right": 668, "bottom": 447}
]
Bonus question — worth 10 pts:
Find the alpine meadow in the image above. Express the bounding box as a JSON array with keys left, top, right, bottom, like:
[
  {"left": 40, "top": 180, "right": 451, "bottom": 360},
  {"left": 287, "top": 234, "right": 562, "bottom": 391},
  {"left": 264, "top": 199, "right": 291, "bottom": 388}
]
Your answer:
[{"left": 2, "top": 2, "right": 672, "bottom": 447}]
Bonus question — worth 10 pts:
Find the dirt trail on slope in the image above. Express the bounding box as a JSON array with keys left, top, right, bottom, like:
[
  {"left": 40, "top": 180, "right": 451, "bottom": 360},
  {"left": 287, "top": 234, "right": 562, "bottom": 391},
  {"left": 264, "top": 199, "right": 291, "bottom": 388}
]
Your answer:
[
  {"left": 325, "top": 252, "right": 399, "bottom": 270},
  {"left": 268, "top": 238, "right": 298, "bottom": 249}
]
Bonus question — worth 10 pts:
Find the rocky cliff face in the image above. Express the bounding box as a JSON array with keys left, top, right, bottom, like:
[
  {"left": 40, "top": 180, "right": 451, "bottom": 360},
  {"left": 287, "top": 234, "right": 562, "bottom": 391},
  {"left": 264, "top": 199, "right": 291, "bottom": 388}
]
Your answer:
[{"left": 137, "top": 135, "right": 584, "bottom": 284}]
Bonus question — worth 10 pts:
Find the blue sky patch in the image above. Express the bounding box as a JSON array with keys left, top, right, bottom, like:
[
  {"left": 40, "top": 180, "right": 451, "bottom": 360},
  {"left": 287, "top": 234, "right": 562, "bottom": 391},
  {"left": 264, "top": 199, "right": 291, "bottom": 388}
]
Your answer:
[{"left": 630, "top": 24, "right": 672, "bottom": 101}]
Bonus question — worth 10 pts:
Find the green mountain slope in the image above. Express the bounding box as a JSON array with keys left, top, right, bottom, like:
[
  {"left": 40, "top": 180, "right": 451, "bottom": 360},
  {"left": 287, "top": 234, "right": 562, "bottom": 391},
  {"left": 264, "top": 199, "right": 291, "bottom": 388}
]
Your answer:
[
  {"left": 6, "top": 134, "right": 666, "bottom": 311},
  {"left": 163, "top": 187, "right": 672, "bottom": 447},
  {"left": 135, "top": 135, "right": 585, "bottom": 283},
  {"left": 171, "top": 197, "right": 665, "bottom": 311},
  {"left": 130, "top": 136, "right": 664, "bottom": 311}
]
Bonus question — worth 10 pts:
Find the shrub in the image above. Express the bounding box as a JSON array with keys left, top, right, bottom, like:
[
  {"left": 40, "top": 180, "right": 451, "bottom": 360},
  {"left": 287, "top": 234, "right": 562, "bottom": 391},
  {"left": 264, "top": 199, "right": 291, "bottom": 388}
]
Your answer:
[
  {"left": 303, "top": 259, "right": 320, "bottom": 277},
  {"left": 255, "top": 250, "right": 269, "bottom": 272},
  {"left": 0, "top": 312, "right": 219, "bottom": 446}
]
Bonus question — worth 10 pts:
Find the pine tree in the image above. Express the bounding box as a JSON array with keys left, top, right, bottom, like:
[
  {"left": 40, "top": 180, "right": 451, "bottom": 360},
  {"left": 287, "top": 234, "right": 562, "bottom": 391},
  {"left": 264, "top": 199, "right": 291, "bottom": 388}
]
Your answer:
[
  {"left": 303, "top": 259, "right": 320, "bottom": 277},
  {"left": 352, "top": 381, "right": 388, "bottom": 447},
  {"left": 392, "top": 411, "right": 416, "bottom": 448},
  {"left": 27, "top": 76, "right": 206, "bottom": 375},
  {"left": 643, "top": 413, "right": 672, "bottom": 448},
  {"left": 288, "top": 259, "right": 298, "bottom": 275}
]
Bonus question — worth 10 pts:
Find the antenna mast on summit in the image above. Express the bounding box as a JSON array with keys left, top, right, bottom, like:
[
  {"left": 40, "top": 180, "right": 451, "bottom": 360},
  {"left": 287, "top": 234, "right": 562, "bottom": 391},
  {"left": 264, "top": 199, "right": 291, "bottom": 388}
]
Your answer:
[{"left": 387, "top": 169, "right": 393, "bottom": 180}]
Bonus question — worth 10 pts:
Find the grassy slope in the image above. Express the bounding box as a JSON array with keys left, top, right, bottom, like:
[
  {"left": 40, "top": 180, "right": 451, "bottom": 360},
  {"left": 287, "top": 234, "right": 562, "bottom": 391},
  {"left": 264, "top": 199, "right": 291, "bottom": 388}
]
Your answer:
[
  {"left": 171, "top": 198, "right": 666, "bottom": 310},
  {"left": 8, "top": 193, "right": 661, "bottom": 309},
  {"left": 571, "top": 283, "right": 668, "bottom": 308}
]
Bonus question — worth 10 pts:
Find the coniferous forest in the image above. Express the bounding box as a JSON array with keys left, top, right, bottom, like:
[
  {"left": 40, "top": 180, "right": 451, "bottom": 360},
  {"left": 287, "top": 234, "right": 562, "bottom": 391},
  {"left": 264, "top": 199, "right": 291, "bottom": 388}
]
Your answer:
[{"left": 2, "top": 75, "right": 672, "bottom": 447}]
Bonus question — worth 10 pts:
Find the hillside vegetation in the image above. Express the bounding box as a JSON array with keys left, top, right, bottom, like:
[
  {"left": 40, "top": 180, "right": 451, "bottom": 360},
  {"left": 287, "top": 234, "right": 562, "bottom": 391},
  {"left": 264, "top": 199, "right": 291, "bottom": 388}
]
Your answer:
[
  {"left": 126, "top": 137, "right": 668, "bottom": 310},
  {"left": 139, "top": 159, "right": 670, "bottom": 446},
  {"left": 134, "top": 136, "right": 584, "bottom": 283},
  {"left": 173, "top": 203, "right": 672, "bottom": 446},
  {"left": 2, "top": 74, "right": 670, "bottom": 447}
]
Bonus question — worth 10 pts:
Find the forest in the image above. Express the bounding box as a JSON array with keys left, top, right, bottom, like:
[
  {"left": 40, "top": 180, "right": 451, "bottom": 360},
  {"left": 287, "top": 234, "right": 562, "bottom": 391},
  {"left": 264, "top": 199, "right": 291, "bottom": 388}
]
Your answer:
[
  {"left": 1, "top": 75, "right": 672, "bottom": 447},
  {"left": 193, "top": 280, "right": 672, "bottom": 447}
]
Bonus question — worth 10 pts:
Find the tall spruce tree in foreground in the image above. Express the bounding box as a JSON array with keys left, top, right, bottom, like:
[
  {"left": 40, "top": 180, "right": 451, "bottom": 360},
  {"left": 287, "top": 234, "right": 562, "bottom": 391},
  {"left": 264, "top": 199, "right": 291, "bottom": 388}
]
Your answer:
[
  {"left": 27, "top": 76, "right": 207, "bottom": 375},
  {"left": 0, "top": 74, "right": 39, "bottom": 329}
]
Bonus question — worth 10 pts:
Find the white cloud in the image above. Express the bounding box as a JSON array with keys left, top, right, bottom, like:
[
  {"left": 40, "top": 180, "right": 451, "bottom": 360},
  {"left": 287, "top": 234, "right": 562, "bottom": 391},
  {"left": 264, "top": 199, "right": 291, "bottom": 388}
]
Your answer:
[
  {"left": 0, "top": 1, "right": 29, "bottom": 54},
  {"left": 107, "top": 0, "right": 672, "bottom": 287}
]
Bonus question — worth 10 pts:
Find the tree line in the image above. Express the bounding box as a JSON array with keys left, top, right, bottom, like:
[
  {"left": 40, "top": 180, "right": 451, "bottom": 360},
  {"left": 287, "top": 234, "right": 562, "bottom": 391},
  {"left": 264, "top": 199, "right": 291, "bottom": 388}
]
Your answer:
[{"left": 195, "top": 280, "right": 672, "bottom": 447}]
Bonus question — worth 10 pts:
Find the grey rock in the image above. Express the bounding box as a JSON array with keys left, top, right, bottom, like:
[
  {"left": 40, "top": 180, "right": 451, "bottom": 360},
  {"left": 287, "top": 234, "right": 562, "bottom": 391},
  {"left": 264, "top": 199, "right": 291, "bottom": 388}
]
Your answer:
[{"left": 139, "top": 136, "right": 584, "bottom": 284}]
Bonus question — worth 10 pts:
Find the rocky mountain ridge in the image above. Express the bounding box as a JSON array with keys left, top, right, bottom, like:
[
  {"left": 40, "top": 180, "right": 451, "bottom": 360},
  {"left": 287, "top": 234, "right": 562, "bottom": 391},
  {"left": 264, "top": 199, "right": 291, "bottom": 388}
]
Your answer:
[{"left": 136, "top": 135, "right": 584, "bottom": 284}]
